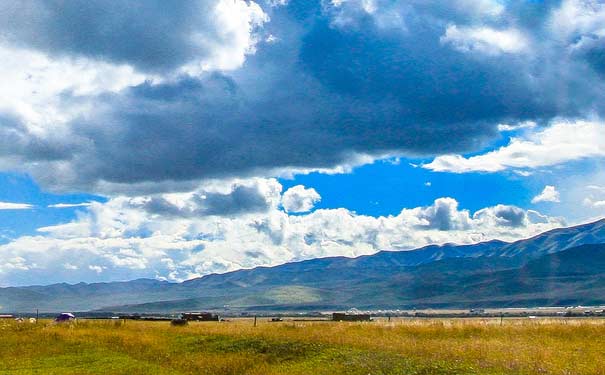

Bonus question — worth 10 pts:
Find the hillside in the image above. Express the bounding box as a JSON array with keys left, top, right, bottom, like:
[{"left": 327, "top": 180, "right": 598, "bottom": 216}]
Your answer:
[{"left": 1, "top": 219, "right": 604, "bottom": 313}]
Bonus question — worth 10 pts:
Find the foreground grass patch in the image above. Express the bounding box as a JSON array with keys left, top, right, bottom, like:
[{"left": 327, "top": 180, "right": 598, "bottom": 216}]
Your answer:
[{"left": 0, "top": 318, "right": 603, "bottom": 374}]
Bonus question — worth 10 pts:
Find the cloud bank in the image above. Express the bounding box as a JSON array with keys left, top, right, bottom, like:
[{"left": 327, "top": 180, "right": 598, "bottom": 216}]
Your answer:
[{"left": 0, "top": 0, "right": 603, "bottom": 193}]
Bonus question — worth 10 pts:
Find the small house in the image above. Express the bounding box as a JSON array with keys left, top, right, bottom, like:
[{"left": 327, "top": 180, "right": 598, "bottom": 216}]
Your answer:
[
  {"left": 181, "top": 312, "right": 220, "bottom": 321},
  {"left": 332, "top": 312, "right": 372, "bottom": 322}
]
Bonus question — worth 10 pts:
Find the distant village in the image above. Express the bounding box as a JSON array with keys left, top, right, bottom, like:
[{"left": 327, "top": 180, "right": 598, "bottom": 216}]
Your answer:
[{"left": 2, "top": 306, "right": 605, "bottom": 325}]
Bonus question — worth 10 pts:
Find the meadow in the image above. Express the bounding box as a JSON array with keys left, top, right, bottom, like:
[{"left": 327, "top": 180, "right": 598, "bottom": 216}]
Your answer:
[{"left": 0, "top": 318, "right": 604, "bottom": 375}]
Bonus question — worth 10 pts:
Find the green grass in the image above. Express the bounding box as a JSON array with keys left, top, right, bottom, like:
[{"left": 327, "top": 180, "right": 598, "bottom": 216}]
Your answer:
[{"left": 0, "top": 318, "right": 604, "bottom": 374}]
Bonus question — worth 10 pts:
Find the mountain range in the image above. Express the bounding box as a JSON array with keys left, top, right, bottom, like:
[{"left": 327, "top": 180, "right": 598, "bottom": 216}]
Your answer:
[{"left": 2, "top": 218, "right": 605, "bottom": 313}]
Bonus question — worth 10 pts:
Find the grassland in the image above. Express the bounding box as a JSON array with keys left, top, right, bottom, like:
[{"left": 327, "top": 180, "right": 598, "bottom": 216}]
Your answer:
[{"left": 0, "top": 318, "right": 604, "bottom": 375}]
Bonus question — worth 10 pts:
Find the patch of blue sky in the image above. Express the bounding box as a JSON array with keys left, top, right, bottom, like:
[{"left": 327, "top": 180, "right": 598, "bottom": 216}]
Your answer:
[
  {"left": 280, "top": 157, "right": 531, "bottom": 217},
  {"left": 0, "top": 172, "right": 106, "bottom": 239}
]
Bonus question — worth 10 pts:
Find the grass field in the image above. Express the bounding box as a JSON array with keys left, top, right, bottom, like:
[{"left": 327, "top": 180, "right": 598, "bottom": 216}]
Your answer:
[{"left": 0, "top": 318, "right": 604, "bottom": 375}]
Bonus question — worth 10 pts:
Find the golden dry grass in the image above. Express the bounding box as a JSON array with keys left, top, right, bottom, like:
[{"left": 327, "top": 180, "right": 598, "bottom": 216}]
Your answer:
[{"left": 0, "top": 317, "right": 604, "bottom": 374}]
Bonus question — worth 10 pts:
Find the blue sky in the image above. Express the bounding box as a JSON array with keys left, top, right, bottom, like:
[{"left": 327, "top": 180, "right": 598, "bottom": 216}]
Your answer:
[
  {"left": 0, "top": 173, "right": 104, "bottom": 241},
  {"left": 0, "top": 0, "right": 604, "bottom": 285},
  {"left": 280, "top": 159, "right": 528, "bottom": 216}
]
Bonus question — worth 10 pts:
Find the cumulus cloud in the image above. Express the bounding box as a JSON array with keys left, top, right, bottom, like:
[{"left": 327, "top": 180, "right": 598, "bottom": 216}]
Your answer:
[
  {"left": 0, "top": 179, "right": 566, "bottom": 285},
  {"left": 474, "top": 205, "right": 529, "bottom": 228},
  {"left": 424, "top": 120, "right": 605, "bottom": 173},
  {"left": 281, "top": 185, "right": 321, "bottom": 213},
  {"left": 410, "top": 197, "right": 471, "bottom": 230},
  {"left": 0, "top": 202, "right": 34, "bottom": 210},
  {"left": 135, "top": 179, "right": 282, "bottom": 217},
  {"left": 532, "top": 186, "right": 561, "bottom": 204},
  {"left": 441, "top": 25, "right": 529, "bottom": 55}
]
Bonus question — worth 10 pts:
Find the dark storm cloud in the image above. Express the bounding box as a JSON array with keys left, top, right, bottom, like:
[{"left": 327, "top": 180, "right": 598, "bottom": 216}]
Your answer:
[
  {"left": 1, "top": 0, "right": 604, "bottom": 192},
  {"left": 571, "top": 35, "right": 605, "bottom": 76},
  {"left": 0, "top": 114, "right": 78, "bottom": 162},
  {"left": 137, "top": 182, "right": 276, "bottom": 218},
  {"left": 0, "top": 0, "right": 245, "bottom": 73}
]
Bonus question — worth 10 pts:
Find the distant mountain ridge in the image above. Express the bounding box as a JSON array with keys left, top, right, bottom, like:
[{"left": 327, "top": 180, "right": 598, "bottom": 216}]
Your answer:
[{"left": 1, "top": 218, "right": 605, "bottom": 313}]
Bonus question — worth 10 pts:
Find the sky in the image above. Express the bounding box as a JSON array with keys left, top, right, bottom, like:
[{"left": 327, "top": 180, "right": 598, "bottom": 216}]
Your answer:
[{"left": 0, "top": 0, "right": 604, "bottom": 286}]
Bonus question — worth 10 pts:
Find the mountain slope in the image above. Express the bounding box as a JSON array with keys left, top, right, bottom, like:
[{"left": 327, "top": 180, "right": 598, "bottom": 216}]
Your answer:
[
  {"left": 490, "top": 219, "right": 605, "bottom": 259},
  {"left": 179, "top": 218, "right": 605, "bottom": 293},
  {"left": 1, "top": 219, "right": 605, "bottom": 313},
  {"left": 109, "top": 243, "right": 605, "bottom": 312},
  {"left": 380, "top": 243, "right": 605, "bottom": 308}
]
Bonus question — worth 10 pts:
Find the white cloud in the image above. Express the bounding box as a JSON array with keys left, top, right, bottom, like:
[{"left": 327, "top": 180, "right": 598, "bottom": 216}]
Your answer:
[
  {"left": 583, "top": 197, "right": 605, "bottom": 208},
  {"left": 0, "top": 44, "right": 147, "bottom": 127},
  {"left": 550, "top": 0, "right": 605, "bottom": 40},
  {"left": 281, "top": 185, "right": 321, "bottom": 213},
  {"left": 181, "top": 0, "right": 269, "bottom": 74},
  {"left": 583, "top": 184, "right": 605, "bottom": 209},
  {"left": 532, "top": 185, "right": 561, "bottom": 204},
  {"left": 441, "top": 25, "right": 529, "bottom": 55},
  {"left": 88, "top": 265, "right": 105, "bottom": 274},
  {"left": 2, "top": 257, "right": 31, "bottom": 272},
  {"left": 0, "top": 202, "right": 34, "bottom": 210},
  {"left": 424, "top": 120, "right": 605, "bottom": 173},
  {"left": 327, "top": 0, "right": 504, "bottom": 31},
  {"left": 402, "top": 197, "right": 472, "bottom": 230},
  {"left": 514, "top": 170, "right": 532, "bottom": 177},
  {"left": 548, "top": 0, "right": 605, "bottom": 72},
  {"left": 48, "top": 202, "right": 93, "bottom": 208},
  {"left": 497, "top": 121, "right": 536, "bottom": 132},
  {"left": 324, "top": 0, "right": 408, "bottom": 31},
  {"left": 0, "top": 179, "right": 566, "bottom": 285}
]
